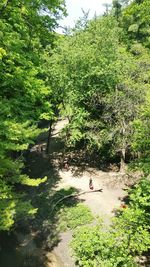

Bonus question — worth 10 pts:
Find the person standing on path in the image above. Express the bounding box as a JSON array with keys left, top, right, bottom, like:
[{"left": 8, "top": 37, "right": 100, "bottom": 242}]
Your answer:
[
  {"left": 89, "top": 178, "right": 94, "bottom": 190},
  {"left": 64, "top": 158, "right": 69, "bottom": 171}
]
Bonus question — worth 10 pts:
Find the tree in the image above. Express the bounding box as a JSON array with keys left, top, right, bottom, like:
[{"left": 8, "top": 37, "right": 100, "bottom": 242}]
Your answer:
[
  {"left": 121, "top": 0, "right": 150, "bottom": 46},
  {"left": 46, "top": 15, "right": 148, "bottom": 170},
  {"left": 46, "top": 16, "right": 121, "bottom": 146},
  {"left": 0, "top": 0, "right": 65, "bottom": 230},
  {"left": 112, "top": 0, "right": 122, "bottom": 20}
]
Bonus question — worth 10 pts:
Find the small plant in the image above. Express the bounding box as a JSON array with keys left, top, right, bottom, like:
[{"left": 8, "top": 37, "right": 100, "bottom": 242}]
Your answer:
[{"left": 58, "top": 203, "right": 94, "bottom": 231}]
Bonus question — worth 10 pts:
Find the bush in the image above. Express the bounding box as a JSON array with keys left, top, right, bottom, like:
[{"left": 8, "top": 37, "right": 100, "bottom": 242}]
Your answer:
[
  {"left": 58, "top": 203, "right": 94, "bottom": 231},
  {"left": 71, "top": 224, "right": 136, "bottom": 267},
  {"left": 71, "top": 178, "right": 150, "bottom": 267}
]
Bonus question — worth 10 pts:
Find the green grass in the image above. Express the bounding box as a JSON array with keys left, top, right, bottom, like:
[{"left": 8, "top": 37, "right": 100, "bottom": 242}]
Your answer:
[{"left": 58, "top": 203, "right": 94, "bottom": 231}]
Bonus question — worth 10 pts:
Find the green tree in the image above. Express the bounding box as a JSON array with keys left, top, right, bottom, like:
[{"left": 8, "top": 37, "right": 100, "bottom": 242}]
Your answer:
[
  {"left": 121, "top": 0, "right": 150, "bottom": 46},
  {"left": 112, "top": 0, "right": 122, "bottom": 20},
  {"left": 47, "top": 15, "right": 148, "bottom": 170},
  {"left": 0, "top": 0, "right": 65, "bottom": 230}
]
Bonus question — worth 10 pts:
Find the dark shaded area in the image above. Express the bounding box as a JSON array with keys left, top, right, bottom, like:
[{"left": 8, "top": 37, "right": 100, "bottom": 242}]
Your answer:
[
  {"left": 60, "top": 148, "right": 120, "bottom": 178},
  {"left": 0, "top": 127, "right": 82, "bottom": 267}
]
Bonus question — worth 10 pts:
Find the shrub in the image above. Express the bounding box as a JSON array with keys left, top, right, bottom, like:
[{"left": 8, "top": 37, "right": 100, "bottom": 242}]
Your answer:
[{"left": 58, "top": 203, "right": 94, "bottom": 231}]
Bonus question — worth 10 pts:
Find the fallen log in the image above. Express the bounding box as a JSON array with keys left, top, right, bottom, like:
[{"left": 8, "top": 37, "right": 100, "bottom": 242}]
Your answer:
[{"left": 50, "top": 189, "right": 103, "bottom": 214}]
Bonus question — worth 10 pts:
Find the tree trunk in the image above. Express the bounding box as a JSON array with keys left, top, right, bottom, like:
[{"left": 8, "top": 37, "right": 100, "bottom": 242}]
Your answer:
[
  {"left": 120, "top": 148, "right": 126, "bottom": 172},
  {"left": 46, "top": 120, "right": 53, "bottom": 154}
]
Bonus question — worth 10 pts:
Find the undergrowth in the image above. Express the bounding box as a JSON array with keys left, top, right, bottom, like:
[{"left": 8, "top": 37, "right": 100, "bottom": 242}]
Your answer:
[{"left": 57, "top": 203, "right": 94, "bottom": 231}]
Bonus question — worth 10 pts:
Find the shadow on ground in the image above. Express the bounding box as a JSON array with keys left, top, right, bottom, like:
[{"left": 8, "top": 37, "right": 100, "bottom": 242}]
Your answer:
[
  {"left": 59, "top": 148, "right": 120, "bottom": 178},
  {"left": 0, "top": 127, "right": 84, "bottom": 267}
]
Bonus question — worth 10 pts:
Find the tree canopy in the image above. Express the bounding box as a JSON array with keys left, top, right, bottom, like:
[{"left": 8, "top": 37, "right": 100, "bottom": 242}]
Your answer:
[
  {"left": 0, "top": 0, "right": 65, "bottom": 230},
  {"left": 46, "top": 12, "right": 150, "bottom": 171}
]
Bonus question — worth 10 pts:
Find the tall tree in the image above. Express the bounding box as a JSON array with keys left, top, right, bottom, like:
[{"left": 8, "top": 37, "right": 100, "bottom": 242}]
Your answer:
[
  {"left": 112, "top": 0, "right": 122, "bottom": 20},
  {"left": 46, "top": 16, "right": 147, "bottom": 170},
  {"left": 0, "top": 0, "right": 65, "bottom": 230}
]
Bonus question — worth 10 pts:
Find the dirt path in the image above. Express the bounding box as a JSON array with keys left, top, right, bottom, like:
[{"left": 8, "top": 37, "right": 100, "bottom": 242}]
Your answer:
[
  {"left": 52, "top": 169, "right": 127, "bottom": 267},
  {"left": 46, "top": 119, "right": 127, "bottom": 267}
]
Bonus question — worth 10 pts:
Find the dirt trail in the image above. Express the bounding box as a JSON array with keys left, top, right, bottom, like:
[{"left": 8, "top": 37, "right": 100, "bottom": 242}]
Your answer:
[{"left": 47, "top": 119, "right": 127, "bottom": 267}]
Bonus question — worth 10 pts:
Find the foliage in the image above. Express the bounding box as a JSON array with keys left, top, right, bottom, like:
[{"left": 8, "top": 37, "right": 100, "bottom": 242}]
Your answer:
[
  {"left": 58, "top": 203, "right": 94, "bottom": 231},
  {"left": 0, "top": 0, "right": 65, "bottom": 230},
  {"left": 71, "top": 178, "right": 150, "bottom": 266},
  {"left": 46, "top": 17, "right": 121, "bottom": 149},
  {"left": 47, "top": 14, "right": 149, "bottom": 170},
  {"left": 121, "top": 0, "right": 150, "bottom": 46},
  {"left": 71, "top": 224, "right": 137, "bottom": 267},
  {"left": 130, "top": 79, "right": 150, "bottom": 174},
  {"left": 128, "top": 178, "right": 150, "bottom": 223}
]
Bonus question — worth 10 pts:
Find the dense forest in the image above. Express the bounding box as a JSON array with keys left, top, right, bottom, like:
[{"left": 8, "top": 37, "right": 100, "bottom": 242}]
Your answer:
[{"left": 0, "top": 0, "right": 150, "bottom": 266}]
